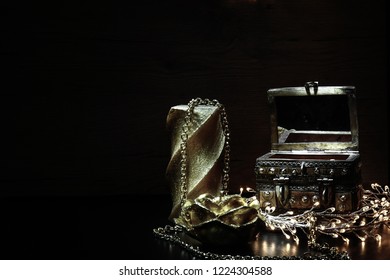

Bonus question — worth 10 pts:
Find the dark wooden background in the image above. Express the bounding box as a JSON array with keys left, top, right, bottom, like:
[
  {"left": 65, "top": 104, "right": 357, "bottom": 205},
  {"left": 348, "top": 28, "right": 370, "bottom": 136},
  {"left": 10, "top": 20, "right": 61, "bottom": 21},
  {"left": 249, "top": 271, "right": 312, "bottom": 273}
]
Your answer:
[{"left": 1, "top": 0, "right": 388, "bottom": 197}]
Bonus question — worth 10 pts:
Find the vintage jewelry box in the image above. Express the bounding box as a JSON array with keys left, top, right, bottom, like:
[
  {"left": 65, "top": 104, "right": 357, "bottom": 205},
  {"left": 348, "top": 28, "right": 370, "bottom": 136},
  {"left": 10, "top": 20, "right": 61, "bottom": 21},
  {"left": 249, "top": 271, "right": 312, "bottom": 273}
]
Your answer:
[{"left": 255, "top": 82, "right": 361, "bottom": 213}]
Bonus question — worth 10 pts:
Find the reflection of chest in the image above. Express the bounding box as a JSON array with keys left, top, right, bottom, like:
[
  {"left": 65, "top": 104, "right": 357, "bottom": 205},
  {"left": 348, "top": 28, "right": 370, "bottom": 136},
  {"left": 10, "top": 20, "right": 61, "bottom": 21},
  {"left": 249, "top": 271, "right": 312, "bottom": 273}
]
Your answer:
[{"left": 255, "top": 82, "right": 361, "bottom": 213}]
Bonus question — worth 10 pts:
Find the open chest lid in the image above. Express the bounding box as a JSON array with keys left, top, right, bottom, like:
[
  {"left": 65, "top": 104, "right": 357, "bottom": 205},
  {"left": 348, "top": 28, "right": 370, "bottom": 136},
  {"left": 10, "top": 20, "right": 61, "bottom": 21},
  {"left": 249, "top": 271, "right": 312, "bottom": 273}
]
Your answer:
[{"left": 267, "top": 82, "right": 359, "bottom": 153}]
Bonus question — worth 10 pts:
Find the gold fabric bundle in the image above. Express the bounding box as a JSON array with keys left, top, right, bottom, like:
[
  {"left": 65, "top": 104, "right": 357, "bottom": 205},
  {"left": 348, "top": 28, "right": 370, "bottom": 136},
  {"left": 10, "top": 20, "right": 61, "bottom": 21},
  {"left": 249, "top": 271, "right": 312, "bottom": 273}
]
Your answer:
[{"left": 166, "top": 105, "right": 225, "bottom": 220}]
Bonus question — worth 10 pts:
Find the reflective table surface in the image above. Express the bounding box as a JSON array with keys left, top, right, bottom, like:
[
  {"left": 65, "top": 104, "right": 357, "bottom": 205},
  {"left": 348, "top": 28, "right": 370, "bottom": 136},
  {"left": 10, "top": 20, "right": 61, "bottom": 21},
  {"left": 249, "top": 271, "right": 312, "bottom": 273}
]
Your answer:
[{"left": 1, "top": 194, "right": 389, "bottom": 260}]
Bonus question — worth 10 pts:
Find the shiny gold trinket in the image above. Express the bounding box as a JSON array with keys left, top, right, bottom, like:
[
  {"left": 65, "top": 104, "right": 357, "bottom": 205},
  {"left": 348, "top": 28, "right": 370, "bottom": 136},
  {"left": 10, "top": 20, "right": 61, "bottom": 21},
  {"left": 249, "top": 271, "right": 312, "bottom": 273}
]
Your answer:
[{"left": 175, "top": 193, "right": 260, "bottom": 245}]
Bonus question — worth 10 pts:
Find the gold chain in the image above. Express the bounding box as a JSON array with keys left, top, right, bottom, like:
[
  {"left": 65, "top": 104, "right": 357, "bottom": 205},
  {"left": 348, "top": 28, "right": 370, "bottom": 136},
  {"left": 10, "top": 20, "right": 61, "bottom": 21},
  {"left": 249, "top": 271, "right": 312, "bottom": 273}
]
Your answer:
[{"left": 179, "top": 98, "right": 231, "bottom": 211}]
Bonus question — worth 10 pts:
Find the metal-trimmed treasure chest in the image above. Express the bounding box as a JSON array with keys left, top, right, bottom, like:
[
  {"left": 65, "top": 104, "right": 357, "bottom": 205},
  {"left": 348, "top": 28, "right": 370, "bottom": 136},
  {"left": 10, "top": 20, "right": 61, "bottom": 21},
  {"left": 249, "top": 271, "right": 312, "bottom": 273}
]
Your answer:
[{"left": 255, "top": 82, "right": 362, "bottom": 213}]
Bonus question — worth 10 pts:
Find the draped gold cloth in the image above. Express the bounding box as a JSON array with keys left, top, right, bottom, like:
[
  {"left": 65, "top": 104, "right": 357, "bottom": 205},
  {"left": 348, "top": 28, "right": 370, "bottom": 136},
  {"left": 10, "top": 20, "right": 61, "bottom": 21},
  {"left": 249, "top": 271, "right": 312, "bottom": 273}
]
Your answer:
[{"left": 166, "top": 105, "right": 225, "bottom": 220}]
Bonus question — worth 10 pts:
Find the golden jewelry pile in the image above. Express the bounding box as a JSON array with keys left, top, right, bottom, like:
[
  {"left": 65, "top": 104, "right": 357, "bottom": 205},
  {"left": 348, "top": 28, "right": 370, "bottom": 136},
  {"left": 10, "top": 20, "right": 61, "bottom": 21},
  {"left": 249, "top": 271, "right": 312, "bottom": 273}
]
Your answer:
[{"left": 261, "top": 183, "right": 389, "bottom": 244}]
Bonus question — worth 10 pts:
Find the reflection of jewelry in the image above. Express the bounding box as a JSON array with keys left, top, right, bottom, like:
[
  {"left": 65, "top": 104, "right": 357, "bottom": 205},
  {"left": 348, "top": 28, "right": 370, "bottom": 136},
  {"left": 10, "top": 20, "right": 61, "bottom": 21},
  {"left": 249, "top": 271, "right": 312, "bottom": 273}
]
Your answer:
[{"left": 153, "top": 225, "right": 350, "bottom": 260}]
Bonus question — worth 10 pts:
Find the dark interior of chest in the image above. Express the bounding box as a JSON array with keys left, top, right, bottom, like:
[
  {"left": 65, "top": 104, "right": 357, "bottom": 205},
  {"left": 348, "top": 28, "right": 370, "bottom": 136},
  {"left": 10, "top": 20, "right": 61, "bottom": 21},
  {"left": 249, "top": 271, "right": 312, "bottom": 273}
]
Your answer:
[
  {"left": 269, "top": 154, "right": 350, "bottom": 160},
  {"left": 282, "top": 132, "right": 352, "bottom": 143},
  {"left": 274, "top": 94, "right": 353, "bottom": 144}
]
